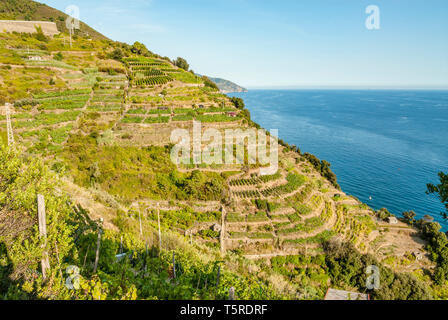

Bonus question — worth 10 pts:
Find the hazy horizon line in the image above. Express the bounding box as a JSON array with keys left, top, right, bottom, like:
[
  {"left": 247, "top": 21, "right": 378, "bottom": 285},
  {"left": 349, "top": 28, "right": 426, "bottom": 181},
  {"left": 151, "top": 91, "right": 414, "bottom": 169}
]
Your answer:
[{"left": 243, "top": 85, "right": 448, "bottom": 91}]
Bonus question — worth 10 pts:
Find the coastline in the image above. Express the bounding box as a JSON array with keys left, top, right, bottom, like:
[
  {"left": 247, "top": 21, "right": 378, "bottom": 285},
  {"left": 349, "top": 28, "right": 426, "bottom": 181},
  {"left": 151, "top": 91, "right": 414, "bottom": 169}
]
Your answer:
[{"left": 227, "top": 89, "right": 448, "bottom": 231}]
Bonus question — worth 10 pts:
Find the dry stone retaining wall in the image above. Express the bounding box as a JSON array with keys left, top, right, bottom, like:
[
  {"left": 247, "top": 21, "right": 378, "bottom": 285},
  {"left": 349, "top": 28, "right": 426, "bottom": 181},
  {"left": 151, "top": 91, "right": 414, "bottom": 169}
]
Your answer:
[{"left": 0, "top": 20, "right": 59, "bottom": 36}]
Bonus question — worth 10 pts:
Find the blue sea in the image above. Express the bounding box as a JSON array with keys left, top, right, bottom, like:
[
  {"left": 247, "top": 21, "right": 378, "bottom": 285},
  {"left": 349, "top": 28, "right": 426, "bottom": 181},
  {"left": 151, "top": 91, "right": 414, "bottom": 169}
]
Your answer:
[{"left": 229, "top": 90, "right": 448, "bottom": 230}]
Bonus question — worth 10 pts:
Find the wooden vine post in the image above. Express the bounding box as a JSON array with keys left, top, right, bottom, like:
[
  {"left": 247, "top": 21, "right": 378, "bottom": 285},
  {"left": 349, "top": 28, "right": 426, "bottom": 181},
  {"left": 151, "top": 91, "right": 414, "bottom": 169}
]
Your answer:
[
  {"left": 37, "top": 194, "right": 50, "bottom": 279},
  {"left": 220, "top": 205, "right": 226, "bottom": 256},
  {"left": 172, "top": 252, "right": 176, "bottom": 279},
  {"left": 54, "top": 242, "right": 63, "bottom": 281},
  {"left": 215, "top": 266, "right": 221, "bottom": 298},
  {"left": 143, "top": 239, "right": 149, "bottom": 274},
  {"left": 138, "top": 209, "right": 143, "bottom": 237},
  {"left": 157, "top": 203, "right": 162, "bottom": 252},
  {"left": 82, "top": 244, "right": 91, "bottom": 270},
  {"left": 5, "top": 103, "right": 15, "bottom": 147},
  {"left": 229, "top": 287, "right": 235, "bottom": 300},
  {"left": 93, "top": 218, "right": 103, "bottom": 273}
]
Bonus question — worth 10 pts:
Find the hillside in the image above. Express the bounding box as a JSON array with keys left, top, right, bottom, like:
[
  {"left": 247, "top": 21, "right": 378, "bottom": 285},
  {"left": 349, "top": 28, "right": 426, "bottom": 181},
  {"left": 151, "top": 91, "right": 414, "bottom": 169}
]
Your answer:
[
  {"left": 208, "top": 77, "right": 247, "bottom": 93},
  {"left": 0, "top": 1, "right": 448, "bottom": 301},
  {"left": 0, "top": 0, "right": 108, "bottom": 40}
]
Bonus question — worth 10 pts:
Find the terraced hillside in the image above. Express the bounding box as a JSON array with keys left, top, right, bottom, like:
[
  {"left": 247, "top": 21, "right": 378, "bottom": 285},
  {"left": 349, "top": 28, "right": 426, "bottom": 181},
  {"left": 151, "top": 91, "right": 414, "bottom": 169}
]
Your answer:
[
  {"left": 1, "top": 9, "right": 447, "bottom": 300},
  {"left": 0, "top": 31, "right": 432, "bottom": 270}
]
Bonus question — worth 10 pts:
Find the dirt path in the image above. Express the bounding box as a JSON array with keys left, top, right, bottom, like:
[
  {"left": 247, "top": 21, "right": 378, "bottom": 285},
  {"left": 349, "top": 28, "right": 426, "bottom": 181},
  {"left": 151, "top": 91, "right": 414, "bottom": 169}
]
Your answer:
[
  {"left": 60, "top": 179, "right": 119, "bottom": 231},
  {"left": 244, "top": 243, "right": 322, "bottom": 260},
  {"left": 133, "top": 199, "right": 221, "bottom": 212},
  {"left": 178, "top": 167, "right": 242, "bottom": 173}
]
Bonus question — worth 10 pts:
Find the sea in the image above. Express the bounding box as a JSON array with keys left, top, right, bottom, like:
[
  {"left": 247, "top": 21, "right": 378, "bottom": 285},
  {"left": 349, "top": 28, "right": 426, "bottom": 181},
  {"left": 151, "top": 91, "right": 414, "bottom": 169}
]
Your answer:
[{"left": 228, "top": 90, "right": 448, "bottom": 231}]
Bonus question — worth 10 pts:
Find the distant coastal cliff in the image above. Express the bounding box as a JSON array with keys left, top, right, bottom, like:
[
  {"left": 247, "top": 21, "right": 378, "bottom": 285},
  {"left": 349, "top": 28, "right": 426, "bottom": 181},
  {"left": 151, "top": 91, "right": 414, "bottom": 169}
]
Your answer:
[{"left": 208, "top": 77, "right": 248, "bottom": 93}]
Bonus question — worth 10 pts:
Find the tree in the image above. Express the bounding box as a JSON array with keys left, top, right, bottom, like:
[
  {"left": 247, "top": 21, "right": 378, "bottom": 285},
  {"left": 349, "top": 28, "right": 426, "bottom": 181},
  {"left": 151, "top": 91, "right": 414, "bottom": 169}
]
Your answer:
[
  {"left": 427, "top": 172, "right": 448, "bottom": 219},
  {"left": 53, "top": 52, "right": 63, "bottom": 61},
  {"left": 403, "top": 210, "right": 416, "bottom": 224},
  {"left": 230, "top": 97, "right": 245, "bottom": 109},
  {"left": 303, "top": 153, "right": 340, "bottom": 189},
  {"left": 422, "top": 221, "right": 442, "bottom": 238},
  {"left": 34, "top": 25, "right": 48, "bottom": 42},
  {"left": 241, "top": 109, "right": 251, "bottom": 121},
  {"left": 377, "top": 208, "right": 391, "bottom": 221},
  {"left": 201, "top": 76, "right": 219, "bottom": 91},
  {"left": 131, "top": 42, "right": 151, "bottom": 56},
  {"left": 174, "top": 57, "right": 189, "bottom": 71},
  {"left": 109, "top": 48, "right": 123, "bottom": 61},
  {"left": 323, "top": 240, "right": 432, "bottom": 300}
]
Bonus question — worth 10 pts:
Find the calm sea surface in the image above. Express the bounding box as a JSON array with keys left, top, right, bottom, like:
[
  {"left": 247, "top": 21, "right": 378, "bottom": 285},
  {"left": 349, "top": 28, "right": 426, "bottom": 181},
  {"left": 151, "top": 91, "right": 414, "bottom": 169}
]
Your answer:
[{"left": 229, "top": 90, "right": 448, "bottom": 230}]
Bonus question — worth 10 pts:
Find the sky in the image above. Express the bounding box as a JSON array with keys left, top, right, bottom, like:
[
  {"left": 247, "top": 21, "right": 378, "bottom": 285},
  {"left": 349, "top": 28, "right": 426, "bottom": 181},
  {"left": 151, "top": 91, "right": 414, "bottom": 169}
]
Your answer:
[{"left": 42, "top": 0, "right": 448, "bottom": 89}]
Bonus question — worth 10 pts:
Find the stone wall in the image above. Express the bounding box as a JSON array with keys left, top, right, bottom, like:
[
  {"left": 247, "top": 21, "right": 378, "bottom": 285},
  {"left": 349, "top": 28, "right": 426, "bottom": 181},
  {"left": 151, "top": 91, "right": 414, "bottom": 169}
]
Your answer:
[{"left": 0, "top": 20, "right": 59, "bottom": 36}]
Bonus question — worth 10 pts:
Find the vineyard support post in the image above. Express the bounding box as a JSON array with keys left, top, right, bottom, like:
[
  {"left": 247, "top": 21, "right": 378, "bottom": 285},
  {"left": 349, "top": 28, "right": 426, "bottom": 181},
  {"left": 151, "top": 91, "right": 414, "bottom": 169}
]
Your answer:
[
  {"left": 258, "top": 281, "right": 264, "bottom": 298},
  {"left": 82, "top": 244, "right": 91, "bottom": 270},
  {"left": 37, "top": 194, "right": 50, "bottom": 279},
  {"left": 220, "top": 206, "right": 226, "bottom": 256},
  {"left": 229, "top": 287, "right": 235, "bottom": 300},
  {"left": 5, "top": 103, "right": 15, "bottom": 147},
  {"left": 215, "top": 266, "right": 221, "bottom": 298},
  {"left": 144, "top": 239, "right": 149, "bottom": 274},
  {"left": 93, "top": 218, "right": 103, "bottom": 273},
  {"left": 157, "top": 204, "right": 162, "bottom": 252},
  {"left": 172, "top": 251, "right": 176, "bottom": 279},
  {"left": 138, "top": 210, "right": 143, "bottom": 237},
  {"left": 55, "top": 242, "right": 63, "bottom": 282},
  {"left": 195, "top": 274, "right": 201, "bottom": 294}
]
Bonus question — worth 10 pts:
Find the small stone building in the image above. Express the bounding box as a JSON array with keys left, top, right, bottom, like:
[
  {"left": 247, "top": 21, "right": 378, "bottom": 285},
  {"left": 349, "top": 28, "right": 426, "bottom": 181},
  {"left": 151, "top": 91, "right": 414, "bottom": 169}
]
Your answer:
[
  {"left": 324, "top": 288, "right": 369, "bottom": 300},
  {"left": 212, "top": 223, "right": 222, "bottom": 232},
  {"left": 28, "top": 56, "right": 43, "bottom": 61},
  {"left": 387, "top": 216, "right": 398, "bottom": 224},
  {"left": 413, "top": 252, "right": 424, "bottom": 261}
]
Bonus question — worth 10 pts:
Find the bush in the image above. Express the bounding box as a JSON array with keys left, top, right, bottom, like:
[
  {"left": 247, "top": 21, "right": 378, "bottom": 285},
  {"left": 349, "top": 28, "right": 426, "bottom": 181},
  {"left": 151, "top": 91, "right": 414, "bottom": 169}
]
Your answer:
[
  {"left": 230, "top": 97, "right": 245, "bottom": 109},
  {"left": 34, "top": 25, "right": 48, "bottom": 42},
  {"left": 109, "top": 48, "right": 123, "bottom": 61},
  {"left": 303, "top": 153, "right": 339, "bottom": 189},
  {"left": 377, "top": 208, "right": 391, "bottom": 220},
  {"left": 174, "top": 57, "right": 189, "bottom": 71},
  {"left": 201, "top": 76, "right": 219, "bottom": 91},
  {"left": 323, "top": 241, "right": 432, "bottom": 300},
  {"left": 54, "top": 52, "right": 63, "bottom": 61}
]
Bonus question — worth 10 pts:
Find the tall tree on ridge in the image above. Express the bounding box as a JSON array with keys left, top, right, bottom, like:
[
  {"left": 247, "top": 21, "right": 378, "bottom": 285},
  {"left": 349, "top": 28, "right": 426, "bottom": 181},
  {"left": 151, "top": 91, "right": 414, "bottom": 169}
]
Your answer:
[{"left": 427, "top": 172, "right": 448, "bottom": 219}]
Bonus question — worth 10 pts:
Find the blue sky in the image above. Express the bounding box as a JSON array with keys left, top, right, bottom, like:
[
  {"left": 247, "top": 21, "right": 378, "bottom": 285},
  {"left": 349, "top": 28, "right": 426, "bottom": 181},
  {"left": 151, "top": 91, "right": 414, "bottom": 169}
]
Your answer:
[{"left": 42, "top": 0, "right": 448, "bottom": 89}]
